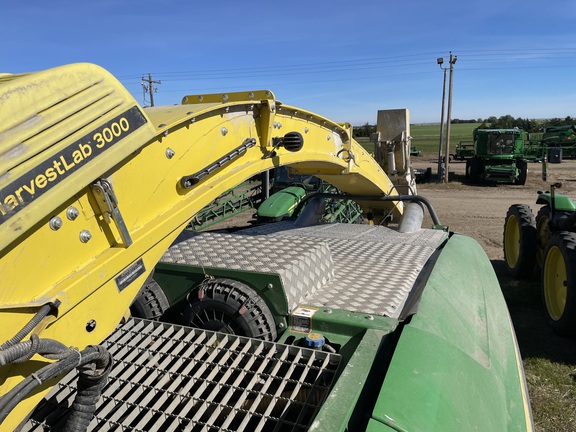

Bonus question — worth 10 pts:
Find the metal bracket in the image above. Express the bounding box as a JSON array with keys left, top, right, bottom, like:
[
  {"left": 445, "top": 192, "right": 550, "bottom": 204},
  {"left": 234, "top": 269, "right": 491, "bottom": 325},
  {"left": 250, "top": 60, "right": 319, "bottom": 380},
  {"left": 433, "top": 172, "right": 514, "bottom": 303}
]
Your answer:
[
  {"left": 90, "top": 180, "right": 133, "bottom": 247},
  {"left": 180, "top": 138, "right": 257, "bottom": 188}
]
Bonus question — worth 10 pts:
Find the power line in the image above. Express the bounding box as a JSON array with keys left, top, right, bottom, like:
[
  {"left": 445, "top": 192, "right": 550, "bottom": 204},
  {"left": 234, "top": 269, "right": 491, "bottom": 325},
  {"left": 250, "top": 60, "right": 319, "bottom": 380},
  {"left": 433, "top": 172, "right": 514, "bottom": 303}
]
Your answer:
[
  {"left": 118, "top": 48, "right": 576, "bottom": 102},
  {"left": 116, "top": 48, "right": 576, "bottom": 81}
]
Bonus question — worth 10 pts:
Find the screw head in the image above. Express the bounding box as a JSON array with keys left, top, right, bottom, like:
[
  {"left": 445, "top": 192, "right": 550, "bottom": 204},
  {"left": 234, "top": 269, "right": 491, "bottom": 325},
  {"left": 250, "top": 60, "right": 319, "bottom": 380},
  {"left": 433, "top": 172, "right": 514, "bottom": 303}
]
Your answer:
[
  {"left": 165, "top": 148, "right": 175, "bottom": 159},
  {"left": 67, "top": 207, "right": 79, "bottom": 221},
  {"left": 221, "top": 127, "right": 228, "bottom": 136},
  {"left": 79, "top": 230, "right": 92, "bottom": 243},
  {"left": 49, "top": 216, "right": 63, "bottom": 231}
]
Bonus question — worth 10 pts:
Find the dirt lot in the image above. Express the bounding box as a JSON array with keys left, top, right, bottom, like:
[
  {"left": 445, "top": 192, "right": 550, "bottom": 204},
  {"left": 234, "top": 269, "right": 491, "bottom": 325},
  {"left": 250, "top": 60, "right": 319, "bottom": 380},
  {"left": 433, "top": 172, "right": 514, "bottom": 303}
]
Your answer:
[{"left": 415, "top": 158, "right": 576, "bottom": 260}]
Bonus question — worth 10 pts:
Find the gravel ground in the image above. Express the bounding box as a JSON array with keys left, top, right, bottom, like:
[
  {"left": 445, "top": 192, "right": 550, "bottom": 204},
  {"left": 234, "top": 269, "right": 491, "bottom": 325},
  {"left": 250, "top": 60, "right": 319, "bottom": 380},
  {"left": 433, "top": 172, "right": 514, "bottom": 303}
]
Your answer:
[{"left": 415, "top": 158, "right": 576, "bottom": 260}]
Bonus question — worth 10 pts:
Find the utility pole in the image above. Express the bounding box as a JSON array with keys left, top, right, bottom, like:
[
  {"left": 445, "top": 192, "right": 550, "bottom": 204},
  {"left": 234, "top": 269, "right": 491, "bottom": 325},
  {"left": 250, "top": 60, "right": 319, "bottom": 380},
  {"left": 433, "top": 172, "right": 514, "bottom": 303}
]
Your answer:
[
  {"left": 444, "top": 52, "right": 457, "bottom": 183},
  {"left": 436, "top": 57, "right": 448, "bottom": 183},
  {"left": 141, "top": 74, "right": 161, "bottom": 107}
]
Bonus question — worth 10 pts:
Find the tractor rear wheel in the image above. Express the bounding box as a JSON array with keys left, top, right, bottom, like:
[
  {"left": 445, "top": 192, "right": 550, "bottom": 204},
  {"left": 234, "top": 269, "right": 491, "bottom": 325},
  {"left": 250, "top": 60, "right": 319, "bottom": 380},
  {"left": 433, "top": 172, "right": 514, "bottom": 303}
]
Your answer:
[
  {"left": 542, "top": 232, "right": 576, "bottom": 336},
  {"left": 466, "top": 157, "right": 480, "bottom": 183},
  {"left": 182, "top": 278, "right": 277, "bottom": 341},
  {"left": 536, "top": 206, "right": 552, "bottom": 268},
  {"left": 514, "top": 160, "right": 528, "bottom": 185},
  {"left": 503, "top": 204, "right": 536, "bottom": 278}
]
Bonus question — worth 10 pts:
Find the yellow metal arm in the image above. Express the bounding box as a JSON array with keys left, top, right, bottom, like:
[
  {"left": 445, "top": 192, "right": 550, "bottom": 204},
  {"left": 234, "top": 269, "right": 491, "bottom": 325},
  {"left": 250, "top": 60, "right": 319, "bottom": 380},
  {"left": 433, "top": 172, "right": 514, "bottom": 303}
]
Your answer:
[{"left": 0, "top": 64, "right": 401, "bottom": 428}]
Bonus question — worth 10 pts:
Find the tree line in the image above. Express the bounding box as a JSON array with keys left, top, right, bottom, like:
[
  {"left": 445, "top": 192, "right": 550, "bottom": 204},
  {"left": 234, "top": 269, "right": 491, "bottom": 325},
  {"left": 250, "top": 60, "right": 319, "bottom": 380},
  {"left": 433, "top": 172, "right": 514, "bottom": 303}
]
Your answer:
[
  {"left": 353, "top": 115, "right": 576, "bottom": 137},
  {"left": 477, "top": 115, "right": 576, "bottom": 132}
]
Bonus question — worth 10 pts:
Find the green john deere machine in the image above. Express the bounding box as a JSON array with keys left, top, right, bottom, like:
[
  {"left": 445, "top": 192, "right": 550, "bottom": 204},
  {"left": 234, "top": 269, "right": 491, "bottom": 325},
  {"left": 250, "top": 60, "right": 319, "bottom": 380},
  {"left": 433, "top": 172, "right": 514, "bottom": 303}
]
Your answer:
[
  {"left": 465, "top": 128, "right": 529, "bottom": 184},
  {"left": 256, "top": 166, "right": 363, "bottom": 224},
  {"left": 450, "top": 141, "right": 475, "bottom": 161},
  {"left": 504, "top": 183, "right": 576, "bottom": 336},
  {"left": 520, "top": 125, "right": 576, "bottom": 162},
  {"left": 541, "top": 125, "right": 576, "bottom": 160}
]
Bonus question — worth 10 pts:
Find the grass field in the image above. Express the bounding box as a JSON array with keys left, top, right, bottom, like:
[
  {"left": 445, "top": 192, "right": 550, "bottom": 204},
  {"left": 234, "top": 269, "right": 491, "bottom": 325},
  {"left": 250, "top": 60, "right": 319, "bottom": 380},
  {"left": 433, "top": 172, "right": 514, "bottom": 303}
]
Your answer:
[{"left": 355, "top": 122, "right": 481, "bottom": 157}]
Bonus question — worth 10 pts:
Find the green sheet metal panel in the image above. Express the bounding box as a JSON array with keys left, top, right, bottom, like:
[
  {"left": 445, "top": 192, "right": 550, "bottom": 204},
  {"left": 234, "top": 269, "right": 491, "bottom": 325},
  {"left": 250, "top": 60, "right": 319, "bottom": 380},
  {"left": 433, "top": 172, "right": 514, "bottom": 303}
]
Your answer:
[
  {"left": 536, "top": 191, "right": 576, "bottom": 212},
  {"left": 257, "top": 186, "right": 307, "bottom": 218},
  {"left": 372, "top": 234, "right": 532, "bottom": 431}
]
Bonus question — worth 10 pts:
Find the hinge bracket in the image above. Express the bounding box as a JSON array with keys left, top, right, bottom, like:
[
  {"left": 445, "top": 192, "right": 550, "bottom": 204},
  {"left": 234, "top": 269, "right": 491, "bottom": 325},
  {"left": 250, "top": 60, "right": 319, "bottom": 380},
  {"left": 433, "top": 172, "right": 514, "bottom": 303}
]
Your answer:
[{"left": 90, "top": 180, "right": 133, "bottom": 247}]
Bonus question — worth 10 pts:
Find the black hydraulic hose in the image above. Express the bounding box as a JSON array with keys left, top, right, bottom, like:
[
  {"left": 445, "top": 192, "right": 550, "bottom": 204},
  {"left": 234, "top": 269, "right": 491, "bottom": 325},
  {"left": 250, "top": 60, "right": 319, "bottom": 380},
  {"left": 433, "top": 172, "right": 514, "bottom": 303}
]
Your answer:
[
  {"left": 63, "top": 345, "right": 113, "bottom": 432},
  {"left": 0, "top": 336, "right": 70, "bottom": 366},
  {"left": 0, "top": 300, "right": 60, "bottom": 350},
  {"left": 0, "top": 344, "right": 112, "bottom": 429},
  {"left": 0, "top": 344, "right": 90, "bottom": 422}
]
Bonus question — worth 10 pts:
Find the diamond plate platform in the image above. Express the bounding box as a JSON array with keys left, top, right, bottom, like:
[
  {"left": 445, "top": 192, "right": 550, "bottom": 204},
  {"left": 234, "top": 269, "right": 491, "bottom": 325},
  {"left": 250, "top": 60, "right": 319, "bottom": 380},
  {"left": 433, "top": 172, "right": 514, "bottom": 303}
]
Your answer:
[
  {"left": 162, "top": 230, "right": 335, "bottom": 310},
  {"left": 161, "top": 223, "right": 447, "bottom": 318}
]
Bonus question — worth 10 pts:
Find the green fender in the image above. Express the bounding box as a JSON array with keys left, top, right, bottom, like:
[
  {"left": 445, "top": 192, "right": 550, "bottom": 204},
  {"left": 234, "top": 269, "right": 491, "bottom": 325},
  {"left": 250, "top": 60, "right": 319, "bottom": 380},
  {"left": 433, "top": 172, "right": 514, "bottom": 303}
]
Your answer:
[
  {"left": 536, "top": 192, "right": 576, "bottom": 212},
  {"left": 371, "top": 234, "right": 532, "bottom": 431}
]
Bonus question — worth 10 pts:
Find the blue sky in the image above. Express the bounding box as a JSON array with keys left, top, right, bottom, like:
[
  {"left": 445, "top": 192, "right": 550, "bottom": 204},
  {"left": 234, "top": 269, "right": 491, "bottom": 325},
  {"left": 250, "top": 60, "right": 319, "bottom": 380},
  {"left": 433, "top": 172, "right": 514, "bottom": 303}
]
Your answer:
[{"left": 3, "top": 0, "right": 576, "bottom": 125}]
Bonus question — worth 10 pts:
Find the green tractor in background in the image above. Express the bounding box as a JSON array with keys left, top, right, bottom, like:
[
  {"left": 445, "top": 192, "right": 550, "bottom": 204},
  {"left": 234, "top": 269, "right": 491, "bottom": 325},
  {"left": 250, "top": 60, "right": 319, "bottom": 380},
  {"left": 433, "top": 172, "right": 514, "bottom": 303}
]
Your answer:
[
  {"left": 503, "top": 183, "right": 576, "bottom": 336},
  {"left": 466, "top": 128, "right": 529, "bottom": 184},
  {"left": 451, "top": 141, "right": 475, "bottom": 161}
]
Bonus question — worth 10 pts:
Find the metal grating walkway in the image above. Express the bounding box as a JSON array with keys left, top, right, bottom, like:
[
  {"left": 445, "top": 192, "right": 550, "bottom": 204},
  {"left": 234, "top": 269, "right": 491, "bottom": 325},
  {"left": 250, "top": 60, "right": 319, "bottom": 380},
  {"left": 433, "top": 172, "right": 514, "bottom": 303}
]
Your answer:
[{"left": 23, "top": 319, "right": 341, "bottom": 431}]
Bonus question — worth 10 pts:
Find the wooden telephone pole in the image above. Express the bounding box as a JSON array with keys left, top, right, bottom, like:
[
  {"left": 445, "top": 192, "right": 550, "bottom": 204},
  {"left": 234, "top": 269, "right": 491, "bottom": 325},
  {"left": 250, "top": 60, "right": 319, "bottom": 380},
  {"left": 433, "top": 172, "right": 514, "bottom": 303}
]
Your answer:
[
  {"left": 444, "top": 52, "right": 457, "bottom": 183},
  {"left": 141, "top": 74, "right": 161, "bottom": 107}
]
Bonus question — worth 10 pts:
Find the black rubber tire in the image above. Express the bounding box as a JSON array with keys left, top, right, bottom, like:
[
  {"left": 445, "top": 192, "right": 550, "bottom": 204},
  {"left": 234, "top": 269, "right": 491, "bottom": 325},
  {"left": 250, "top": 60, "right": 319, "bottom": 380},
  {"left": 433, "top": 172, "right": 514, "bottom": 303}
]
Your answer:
[
  {"left": 130, "top": 278, "right": 171, "bottom": 320},
  {"left": 466, "top": 157, "right": 480, "bottom": 182},
  {"left": 542, "top": 232, "right": 576, "bottom": 337},
  {"left": 515, "top": 160, "right": 528, "bottom": 185},
  {"left": 535, "top": 206, "right": 552, "bottom": 268},
  {"left": 503, "top": 204, "right": 537, "bottom": 278},
  {"left": 182, "top": 278, "right": 277, "bottom": 341}
]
